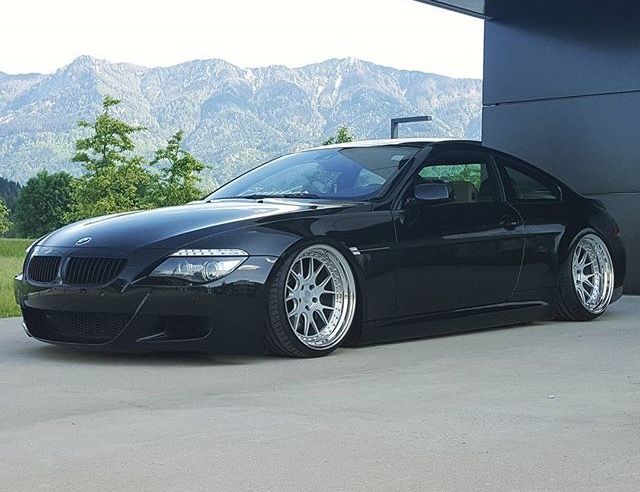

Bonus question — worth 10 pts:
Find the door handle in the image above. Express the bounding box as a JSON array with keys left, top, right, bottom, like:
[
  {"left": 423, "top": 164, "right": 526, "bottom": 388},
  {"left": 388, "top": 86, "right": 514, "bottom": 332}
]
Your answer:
[{"left": 499, "top": 215, "right": 521, "bottom": 230}]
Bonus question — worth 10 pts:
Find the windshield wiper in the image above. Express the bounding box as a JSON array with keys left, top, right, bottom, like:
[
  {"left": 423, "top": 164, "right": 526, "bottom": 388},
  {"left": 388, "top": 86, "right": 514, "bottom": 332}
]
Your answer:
[{"left": 211, "top": 193, "right": 322, "bottom": 200}]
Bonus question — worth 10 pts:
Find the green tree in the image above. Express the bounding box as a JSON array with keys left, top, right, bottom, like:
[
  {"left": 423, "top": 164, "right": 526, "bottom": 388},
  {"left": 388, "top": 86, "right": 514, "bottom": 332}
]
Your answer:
[
  {"left": 13, "top": 171, "right": 73, "bottom": 237},
  {"left": 149, "top": 130, "right": 205, "bottom": 207},
  {"left": 322, "top": 125, "right": 355, "bottom": 145},
  {"left": 0, "top": 199, "right": 11, "bottom": 235},
  {"left": 67, "top": 96, "right": 152, "bottom": 221},
  {"left": 0, "top": 177, "right": 21, "bottom": 210},
  {"left": 72, "top": 95, "right": 145, "bottom": 171},
  {"left": 67, "top": 160, "right": 153, "bottom": 221}
]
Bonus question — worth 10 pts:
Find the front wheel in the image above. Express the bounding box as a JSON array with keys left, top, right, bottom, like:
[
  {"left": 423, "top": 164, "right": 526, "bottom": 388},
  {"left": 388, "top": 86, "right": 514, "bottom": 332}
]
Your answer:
[
  {"left": 266, "top": 244, "right": 357, "bottom": 357},
  {"left": 556, "top": 232, "right": 615, "bottom": 321}
]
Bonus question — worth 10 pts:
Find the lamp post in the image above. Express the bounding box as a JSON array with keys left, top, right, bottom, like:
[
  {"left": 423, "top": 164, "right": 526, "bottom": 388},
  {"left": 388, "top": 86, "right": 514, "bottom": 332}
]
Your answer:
[{"left": 390, "top": 115, "right": 433, "bottom": 139}]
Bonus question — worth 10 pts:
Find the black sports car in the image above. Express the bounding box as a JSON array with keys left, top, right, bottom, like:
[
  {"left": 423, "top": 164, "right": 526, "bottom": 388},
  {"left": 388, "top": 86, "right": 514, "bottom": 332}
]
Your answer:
[{"left": 14, "top": 139, "right": 625, "bottom": 357}]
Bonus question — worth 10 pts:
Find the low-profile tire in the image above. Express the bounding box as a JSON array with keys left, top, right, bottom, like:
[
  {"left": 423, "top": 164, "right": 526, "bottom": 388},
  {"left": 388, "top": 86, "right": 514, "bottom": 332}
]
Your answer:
[
  {"left": 555, "top": 232, "right": 615, "bottom": 321},
  {"left": 266, "top": 243, "right": 357, "bottom": 358}
]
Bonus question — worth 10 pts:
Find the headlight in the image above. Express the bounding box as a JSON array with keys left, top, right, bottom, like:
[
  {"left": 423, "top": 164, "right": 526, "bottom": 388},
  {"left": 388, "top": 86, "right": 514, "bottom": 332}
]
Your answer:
[{"left": 149, "top": 249, "right": 248, "bottom": 284}]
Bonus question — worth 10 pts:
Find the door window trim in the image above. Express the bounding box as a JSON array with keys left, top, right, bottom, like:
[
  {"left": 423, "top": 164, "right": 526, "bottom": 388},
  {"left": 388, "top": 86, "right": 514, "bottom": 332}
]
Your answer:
[
  {"left": 392, "top": 148, "right": 506, "bottom": 210},
  {"left": 494, "top": 154, "right": 563, "bottom": 203}
]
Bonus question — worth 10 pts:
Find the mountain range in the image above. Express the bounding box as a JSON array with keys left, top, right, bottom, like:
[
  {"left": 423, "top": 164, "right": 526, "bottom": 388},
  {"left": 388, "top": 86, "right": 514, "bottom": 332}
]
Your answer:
[{"left": 0, "top": 56, "right": 481, "bottom": 186}]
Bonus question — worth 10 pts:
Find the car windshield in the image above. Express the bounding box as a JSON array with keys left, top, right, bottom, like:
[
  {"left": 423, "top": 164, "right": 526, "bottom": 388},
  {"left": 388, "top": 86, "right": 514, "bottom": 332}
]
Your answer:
[{"left": 206, "top": 146, "right": 422, "bottom": 201}]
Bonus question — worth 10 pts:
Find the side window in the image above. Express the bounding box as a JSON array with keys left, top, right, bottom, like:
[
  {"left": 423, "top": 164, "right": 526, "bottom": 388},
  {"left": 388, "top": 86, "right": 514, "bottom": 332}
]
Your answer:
[
  {"left": 498, "top": 158, "right": 560, "bottom": 202},
  {"left": 414, "top": 158, "right": 499, "bottom": 204}
]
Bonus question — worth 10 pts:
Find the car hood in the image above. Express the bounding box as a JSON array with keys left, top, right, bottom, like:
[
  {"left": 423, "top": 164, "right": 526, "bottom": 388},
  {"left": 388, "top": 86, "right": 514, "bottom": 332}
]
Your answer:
[{"left": 39, "top": 199, "right": 356, "bottom": 251}]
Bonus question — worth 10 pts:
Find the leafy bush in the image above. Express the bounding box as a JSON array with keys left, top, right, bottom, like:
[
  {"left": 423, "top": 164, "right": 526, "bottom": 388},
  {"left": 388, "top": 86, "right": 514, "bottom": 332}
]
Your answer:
[
  {"left": 0, "top": 200, "right": 11, "bottom": 235},
  {"left": 13, "top": 171, "right": 73, "bottom": 237}
]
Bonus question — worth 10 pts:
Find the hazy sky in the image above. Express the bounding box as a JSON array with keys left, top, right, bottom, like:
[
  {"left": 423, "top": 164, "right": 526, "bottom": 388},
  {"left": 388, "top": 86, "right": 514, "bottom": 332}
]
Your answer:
[{"left": 1, "top": 0, "right": 484, "bottom": 78}]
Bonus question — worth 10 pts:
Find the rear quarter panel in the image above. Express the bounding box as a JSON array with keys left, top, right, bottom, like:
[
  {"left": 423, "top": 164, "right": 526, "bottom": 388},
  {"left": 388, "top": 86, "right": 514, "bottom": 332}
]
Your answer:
[{"left": 512, "top": 198, "right": 625, "bottom": 303}]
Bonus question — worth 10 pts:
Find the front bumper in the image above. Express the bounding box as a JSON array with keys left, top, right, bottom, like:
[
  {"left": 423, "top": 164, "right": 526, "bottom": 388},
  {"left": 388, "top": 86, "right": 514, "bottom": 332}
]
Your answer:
[{"left": 15, "top": 256, "right": 277, "bottom": 354}]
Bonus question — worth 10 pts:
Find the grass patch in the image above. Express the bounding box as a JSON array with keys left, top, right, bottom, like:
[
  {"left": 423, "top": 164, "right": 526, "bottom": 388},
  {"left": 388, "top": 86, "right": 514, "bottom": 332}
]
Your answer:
[{"left": 0, "top": 238, "right": 30, "bottom": 318}]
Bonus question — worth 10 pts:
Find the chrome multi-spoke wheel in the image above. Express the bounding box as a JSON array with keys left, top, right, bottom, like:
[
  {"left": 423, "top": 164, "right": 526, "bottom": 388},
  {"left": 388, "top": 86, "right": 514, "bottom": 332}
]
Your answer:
[
  {"left": 572, "top": 234, "right": 614, "bottom": 314},
  {"left": 284, "top": 245, "right": 356, "bottom": 350}
]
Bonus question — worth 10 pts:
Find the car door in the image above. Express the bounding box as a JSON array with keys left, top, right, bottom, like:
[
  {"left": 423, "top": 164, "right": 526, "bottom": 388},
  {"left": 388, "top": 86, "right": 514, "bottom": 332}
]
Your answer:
[
  {"left": 393, "top": 149, "right": 525, "bottom": 316},
  {"left": 493, "top": 154, "right": 565, "bottom": 296}
]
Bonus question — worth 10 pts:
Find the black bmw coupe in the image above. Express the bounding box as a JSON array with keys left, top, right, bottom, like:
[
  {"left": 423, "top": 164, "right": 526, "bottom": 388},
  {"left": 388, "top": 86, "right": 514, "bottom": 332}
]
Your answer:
[{"left": 15, "top": 139, "right": 625, "bottom": 357}]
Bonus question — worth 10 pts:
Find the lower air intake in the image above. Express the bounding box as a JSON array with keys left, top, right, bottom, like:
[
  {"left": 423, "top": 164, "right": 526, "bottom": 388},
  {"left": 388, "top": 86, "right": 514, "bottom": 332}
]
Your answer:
[{"left": 24, "top": 309, "right": 131, "bottom": 344}]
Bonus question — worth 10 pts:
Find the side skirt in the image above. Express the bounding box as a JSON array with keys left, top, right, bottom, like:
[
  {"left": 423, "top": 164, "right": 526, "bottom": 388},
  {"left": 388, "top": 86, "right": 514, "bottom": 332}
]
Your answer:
[{"left": 359, "top": 301, "right": 553, "bottom": 345}]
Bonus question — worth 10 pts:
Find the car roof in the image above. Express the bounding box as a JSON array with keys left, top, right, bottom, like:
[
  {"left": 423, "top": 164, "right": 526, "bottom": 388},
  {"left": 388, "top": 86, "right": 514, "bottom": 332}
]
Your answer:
[{"left": 305, "top": 138, "right": 481, "bottom": 151}]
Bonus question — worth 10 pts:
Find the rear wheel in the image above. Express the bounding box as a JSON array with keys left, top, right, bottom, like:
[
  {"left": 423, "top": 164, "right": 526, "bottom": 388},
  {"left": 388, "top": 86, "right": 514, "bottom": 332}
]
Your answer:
[
  {"left": 266, "top": 244, "right": 357, "bottom": 357},
  {"left": 556, "top": 233, "right": 615, "bottom": 321}
]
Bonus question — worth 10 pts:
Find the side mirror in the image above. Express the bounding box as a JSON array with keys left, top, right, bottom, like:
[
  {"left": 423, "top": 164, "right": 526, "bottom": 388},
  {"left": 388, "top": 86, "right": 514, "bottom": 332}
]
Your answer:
[{"left": 413, "top": 182, "right": 453, "bottom": 204}]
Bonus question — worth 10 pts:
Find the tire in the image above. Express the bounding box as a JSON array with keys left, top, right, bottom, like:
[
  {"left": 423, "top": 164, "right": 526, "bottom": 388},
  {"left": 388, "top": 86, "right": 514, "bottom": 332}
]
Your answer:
[
  {"left": 555, "top": 232, "right": 615, "bottom": 321},
  {"left": 266, "top": 243, "right": 357, "bottom": 358}
]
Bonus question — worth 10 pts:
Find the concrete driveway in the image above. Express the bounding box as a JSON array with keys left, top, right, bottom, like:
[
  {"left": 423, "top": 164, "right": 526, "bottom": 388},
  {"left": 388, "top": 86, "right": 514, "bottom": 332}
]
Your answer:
[{"left": 1, "top": 298, "right": 639, "bottom": 491}]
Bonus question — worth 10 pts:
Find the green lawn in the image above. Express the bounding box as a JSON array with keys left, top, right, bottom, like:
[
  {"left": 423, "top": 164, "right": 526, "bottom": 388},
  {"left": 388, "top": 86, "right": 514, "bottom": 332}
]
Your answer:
[{"left": 0, "top": 238, "right": 31, "bottom": 318}]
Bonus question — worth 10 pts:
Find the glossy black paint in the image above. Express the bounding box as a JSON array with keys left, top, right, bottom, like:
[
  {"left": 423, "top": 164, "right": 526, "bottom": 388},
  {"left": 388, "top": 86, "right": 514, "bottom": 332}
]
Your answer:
[
  {"left": 15, "top": 140, "right": 626, "bottom": 353},
  {"left": 393, "top": 200, "right": 524, "bottom": 316},
  {"left": 418, "top": 0, "right": 640, "bottom": 293},
  {"left": 480, "top": 0, "right": 640, "bottom": 293}
]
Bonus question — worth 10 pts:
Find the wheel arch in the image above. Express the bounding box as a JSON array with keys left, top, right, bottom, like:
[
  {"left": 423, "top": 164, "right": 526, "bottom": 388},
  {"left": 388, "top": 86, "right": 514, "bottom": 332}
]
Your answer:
[
  {"left": 556, "top": 202, "right": 624, "bottom": 287},
  {"left": 264, "top": 236, "right": 367, "bottom": 347}
]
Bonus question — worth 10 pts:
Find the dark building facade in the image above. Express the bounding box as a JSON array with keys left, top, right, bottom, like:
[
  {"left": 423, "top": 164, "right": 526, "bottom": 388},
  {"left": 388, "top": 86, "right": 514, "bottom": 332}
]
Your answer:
[{"left": 417, "top": 0, "right": 640, "bottom": 293}]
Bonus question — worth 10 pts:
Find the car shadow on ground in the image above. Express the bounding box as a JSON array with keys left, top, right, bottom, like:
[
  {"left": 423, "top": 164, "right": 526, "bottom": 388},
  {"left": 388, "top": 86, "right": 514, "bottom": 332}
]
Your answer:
[
  {"left": 360, "top": 301, "right": 630, "bottom": 349},
  {"left": 355, "top": 321, "right": 536, "bottom": 349},
  {"left": 25, "top": 343, "right": 275, "bottom": 366},
  {"left": 16, "top": 321, "right": 574, "bottom": 365},
  {"left": 18, "top": 303, "right": 629, "bottom": 365}
]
